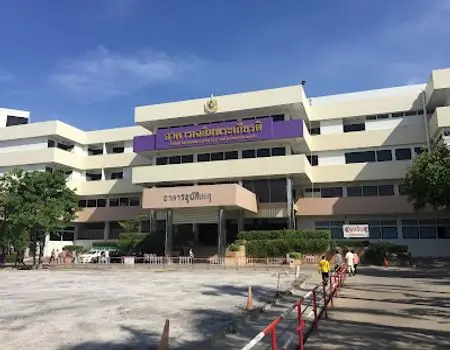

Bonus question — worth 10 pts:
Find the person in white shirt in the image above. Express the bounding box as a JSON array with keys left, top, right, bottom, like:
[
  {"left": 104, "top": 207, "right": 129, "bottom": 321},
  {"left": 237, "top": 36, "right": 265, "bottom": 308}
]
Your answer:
[
  {"left": 345, "top": 250, "right": 355, "bottom": 276},
  {"left": 104, "top": 250, "right": 110, "bottom": 264}
]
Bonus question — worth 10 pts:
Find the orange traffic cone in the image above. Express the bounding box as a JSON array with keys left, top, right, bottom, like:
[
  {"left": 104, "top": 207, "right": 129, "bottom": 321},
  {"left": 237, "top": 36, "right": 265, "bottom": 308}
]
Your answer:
[
  {"left": 246, "top": 285, "right": 254, "bottom": 311},
  {"left": 158, "top": 319, "right": 170, "bottom": 350}
]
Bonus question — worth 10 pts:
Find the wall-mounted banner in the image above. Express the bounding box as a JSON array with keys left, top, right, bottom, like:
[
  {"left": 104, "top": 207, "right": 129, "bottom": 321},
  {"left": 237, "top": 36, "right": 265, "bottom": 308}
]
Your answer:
[
  {"left": 343, "top": 224, "right": 369, "bottom": 238},
  {"left": 133, "top": 118, "right": 303, "bottom": 152}
]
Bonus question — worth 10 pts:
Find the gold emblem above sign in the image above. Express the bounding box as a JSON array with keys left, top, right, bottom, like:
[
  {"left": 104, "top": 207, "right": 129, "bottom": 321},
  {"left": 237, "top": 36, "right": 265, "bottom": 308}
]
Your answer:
[{"left": 204, "top": 95, "right": 219, "bottom": 114}]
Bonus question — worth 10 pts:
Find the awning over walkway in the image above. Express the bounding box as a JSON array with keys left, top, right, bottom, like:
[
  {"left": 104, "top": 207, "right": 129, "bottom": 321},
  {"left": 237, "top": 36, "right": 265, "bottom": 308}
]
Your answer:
[{"left": 142, "top": 184, "right": 258, "bottom": 213}]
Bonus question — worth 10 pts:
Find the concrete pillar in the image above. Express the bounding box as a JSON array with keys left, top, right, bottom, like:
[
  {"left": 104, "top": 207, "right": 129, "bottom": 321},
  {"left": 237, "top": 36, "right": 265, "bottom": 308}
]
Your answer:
[
  {"left": 286, "top": 177, "right": 295, "bottom": 230},
  {"left": 74, "top": 224, "right": 79, "bottom": 245},
  {"left": 193, "top": 224, "right": 199, "bottom": 242},
  {"left": 237, "top": 209, "right": 244, "bottom": 235},
  {"left": 164, "top": 209, "right": 173, "bottom": 257},
  {"left": 149, "top": 211, "right": 157, "bottom": 232},
  {"left": 217, "top": 207, "right": 227, "bottom": 259},
  {"left": 237, "top": 180, "right": 245, "bottom": 235},
  {"left": 104, "top": 221, "right": 110, "bottom": 241}
]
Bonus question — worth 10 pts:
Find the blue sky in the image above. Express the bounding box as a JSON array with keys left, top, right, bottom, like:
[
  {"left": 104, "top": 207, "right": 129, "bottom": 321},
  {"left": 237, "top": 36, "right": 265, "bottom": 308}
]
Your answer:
[{"left": 1, "top": 0, "right": 449, "bottom": 130}]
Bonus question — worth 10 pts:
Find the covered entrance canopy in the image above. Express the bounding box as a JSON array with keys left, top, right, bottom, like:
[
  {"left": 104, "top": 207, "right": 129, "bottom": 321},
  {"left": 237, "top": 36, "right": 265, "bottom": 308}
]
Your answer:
[
  {"left": 141, "top": 184, "right": 258, "bottom": 213},
  {"left": 142, "top": 184, "right": 258, "bottom": 258}
]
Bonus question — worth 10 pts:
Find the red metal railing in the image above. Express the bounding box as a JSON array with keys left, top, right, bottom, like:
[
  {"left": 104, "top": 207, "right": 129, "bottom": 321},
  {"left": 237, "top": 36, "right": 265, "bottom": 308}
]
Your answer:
[{"left": 240, "top": 263, "right": 347, "bottom": 350}]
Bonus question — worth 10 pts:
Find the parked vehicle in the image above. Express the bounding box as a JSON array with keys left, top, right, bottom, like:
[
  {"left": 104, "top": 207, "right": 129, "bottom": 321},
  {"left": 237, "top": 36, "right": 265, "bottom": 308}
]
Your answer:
[{"left": 79, "top": 250, "right": 105, "bottom": 263}]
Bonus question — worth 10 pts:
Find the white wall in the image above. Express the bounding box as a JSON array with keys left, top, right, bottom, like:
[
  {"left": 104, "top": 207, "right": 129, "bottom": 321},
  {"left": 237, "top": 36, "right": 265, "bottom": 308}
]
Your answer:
[
  {"left": 73, "top": 144, "right": 86, "bottom": 156},
  {"left": 70, "top": 170, "right": 85, "bottom": 181},
  {"left": 320, "top": 119, "right": 343, "bottom": 134},
  {"left": 124, "top": 140, "right": 133, "bottom": 153},
  {"left": 365, "top": 115, "right": 423, "bottom": 131},
  {"left": 0, "top": 137, "right": 47, "bottom": 153},
  {"left": 318, "top": 151, "right": 346, "bottom": 166}
]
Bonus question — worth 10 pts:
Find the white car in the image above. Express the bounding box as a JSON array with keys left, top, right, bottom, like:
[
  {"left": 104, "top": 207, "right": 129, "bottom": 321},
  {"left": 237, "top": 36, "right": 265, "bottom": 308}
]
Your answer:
[{"left": 79, "top": 249, "right": 104, "bottom": 264}]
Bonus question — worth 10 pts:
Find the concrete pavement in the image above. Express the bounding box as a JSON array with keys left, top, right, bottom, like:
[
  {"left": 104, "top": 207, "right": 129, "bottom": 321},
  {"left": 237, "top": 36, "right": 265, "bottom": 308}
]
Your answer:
[
  {"left": 210, "top": 267, "right": 327, "bottom": 350},
  {"left": 305, "top": 266, "right": 450, "bottom": 350}
]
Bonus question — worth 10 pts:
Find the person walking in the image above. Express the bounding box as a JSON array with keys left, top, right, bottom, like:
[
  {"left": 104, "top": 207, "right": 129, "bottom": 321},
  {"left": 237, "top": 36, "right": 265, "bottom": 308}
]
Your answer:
[
  {"left": 72, "top": 249, "right": 78, "bottom": 264},
  {"left": 319, "top": 255, "right": 331, "bottom": 284},
  {"left": 334, "top": 250, "right": 343, "bottom": 271},
  {"left": 352, "top": 250, "right": 360, "bottom": 274},
  {"left": 49, "top": 249, "right": 56, "bottom": 264},
  {"left": 56, "top": 249, "right": 61, "bottom": 264},
  {"left": 345, "top": 250, "right": 355, "bottom": 277}
]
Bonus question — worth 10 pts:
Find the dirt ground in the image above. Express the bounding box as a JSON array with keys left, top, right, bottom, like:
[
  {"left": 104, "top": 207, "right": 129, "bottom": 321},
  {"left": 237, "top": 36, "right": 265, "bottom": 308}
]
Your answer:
[{"left": 0, "top": 268, "right": 299, "bottom": 349}]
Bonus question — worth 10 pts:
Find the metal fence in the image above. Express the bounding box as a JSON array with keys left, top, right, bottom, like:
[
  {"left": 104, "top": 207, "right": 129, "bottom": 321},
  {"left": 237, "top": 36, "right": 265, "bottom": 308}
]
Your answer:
[{"left": 46, "top": 255, "right": 300, "bottom": 271}]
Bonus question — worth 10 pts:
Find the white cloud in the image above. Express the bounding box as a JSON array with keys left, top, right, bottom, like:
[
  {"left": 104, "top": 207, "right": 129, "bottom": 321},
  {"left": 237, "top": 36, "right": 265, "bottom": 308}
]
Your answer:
[{"left": 49, "top": 46, "right": 201, "bottom": 102}]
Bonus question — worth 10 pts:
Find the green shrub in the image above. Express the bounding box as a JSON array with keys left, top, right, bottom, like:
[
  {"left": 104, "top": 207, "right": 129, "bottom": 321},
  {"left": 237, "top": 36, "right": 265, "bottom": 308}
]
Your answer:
[
  {"left": 332, "top": 240, "right": 370, "bottom": 250},
  {"left": 245, "top": 238, "right": 329, "bottom": 258},
  {"left": 62, "top": 245, "right": 86, "bottom": 253},
  {"left": 93, "top": 242, "right": 117, "bottom": 248},
  {"left": 363, "top": 242, "right": 409, "bottom": 265},
  {"left": 288, "top": 252, "right": 302, "bottom": 260},
  {"left": 238, "top": 229, "right": 331, "bottom": 241},
  {"left": 228, "top": 243, "right": 240, "bottom": 252},
  {"left": 5, "top": 253, "right": 18, "bottom": 264}
]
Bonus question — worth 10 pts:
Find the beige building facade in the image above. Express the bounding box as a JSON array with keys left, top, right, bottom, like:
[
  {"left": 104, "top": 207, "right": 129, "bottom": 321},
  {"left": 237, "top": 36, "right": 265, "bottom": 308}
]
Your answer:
[{"left": 1, "top": 68, "right": 450, "bottom": 257}]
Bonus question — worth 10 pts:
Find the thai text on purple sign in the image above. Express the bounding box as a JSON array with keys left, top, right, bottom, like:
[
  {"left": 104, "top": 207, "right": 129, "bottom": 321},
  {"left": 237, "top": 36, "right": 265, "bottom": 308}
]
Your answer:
[{"left": 162, "top": 119, "right": 266, "bottom": 147}]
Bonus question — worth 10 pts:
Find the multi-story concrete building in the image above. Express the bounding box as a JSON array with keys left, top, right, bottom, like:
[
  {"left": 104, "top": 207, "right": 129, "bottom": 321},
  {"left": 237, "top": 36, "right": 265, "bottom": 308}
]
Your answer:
[{"left": 1, "top": 68, "right": 450, "bottom": 257}]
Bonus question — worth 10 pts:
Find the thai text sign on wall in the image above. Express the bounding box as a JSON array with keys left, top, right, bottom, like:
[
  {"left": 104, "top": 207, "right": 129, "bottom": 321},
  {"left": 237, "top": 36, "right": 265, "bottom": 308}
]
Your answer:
[
  {"left": 133, "top": 119, "right": 303, "bottom": 152},
  {"left": 155, "top": 118, "right": 272, "bottom": 150},
  {"left": 163, "top": 191, "right": 212, "bottom": 204},
  {"left": 343, "top": 224, "right": 369, "bottom": 238}
]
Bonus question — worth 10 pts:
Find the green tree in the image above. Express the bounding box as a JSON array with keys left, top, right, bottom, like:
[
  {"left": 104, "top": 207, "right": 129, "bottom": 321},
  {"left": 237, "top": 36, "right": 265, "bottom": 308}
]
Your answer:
[
  {"left": 404, "top": 143, "right": 450, "bottom": 210},
  {"left": 117, "top": 216, "right": 146, "bottom": 254},
  {"left": 117, "top": 232, "right": 144, "bottom": 255},
  {"left": 0, "top": 170, "right": 29, "bottom": 258},
  {"left": 0, "top": 168, "right": 79, "bottom": 267}
]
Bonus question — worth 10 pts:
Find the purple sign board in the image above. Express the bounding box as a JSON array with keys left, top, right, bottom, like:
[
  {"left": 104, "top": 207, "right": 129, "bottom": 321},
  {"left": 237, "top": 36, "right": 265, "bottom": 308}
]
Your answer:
[
  {"left": 133, "top": 118, "right": 303, "bottom": 152},
  {"left": 157, "top": 118, "right": 271, "bottom": 150}
]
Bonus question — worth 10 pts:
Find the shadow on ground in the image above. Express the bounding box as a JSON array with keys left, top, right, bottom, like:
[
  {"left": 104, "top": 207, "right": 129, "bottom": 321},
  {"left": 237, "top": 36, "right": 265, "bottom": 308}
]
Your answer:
[
  {"left": 57, "top": 265, "right": 450, "bottom": 350},
  {"left": 60, "top": 325, "right": 161, "bottom": 350},
  {"left": 361, "top": 265, "right": 450, "bottom": 281},
  {"left": 306, "top": 318, "right": 450, "bottom": 349},
  {"left": 306, "top": 264, "right": 450, "bottom": 349},
  {"left": 57, "top": 284, "right": 281, "bottom": 350}
]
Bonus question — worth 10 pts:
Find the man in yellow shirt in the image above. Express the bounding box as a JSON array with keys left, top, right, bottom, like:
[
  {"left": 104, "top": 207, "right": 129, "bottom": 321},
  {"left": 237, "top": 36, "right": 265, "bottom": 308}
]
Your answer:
[{"left": 319, "top": 255, "right": 330, "bottom": 284}]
